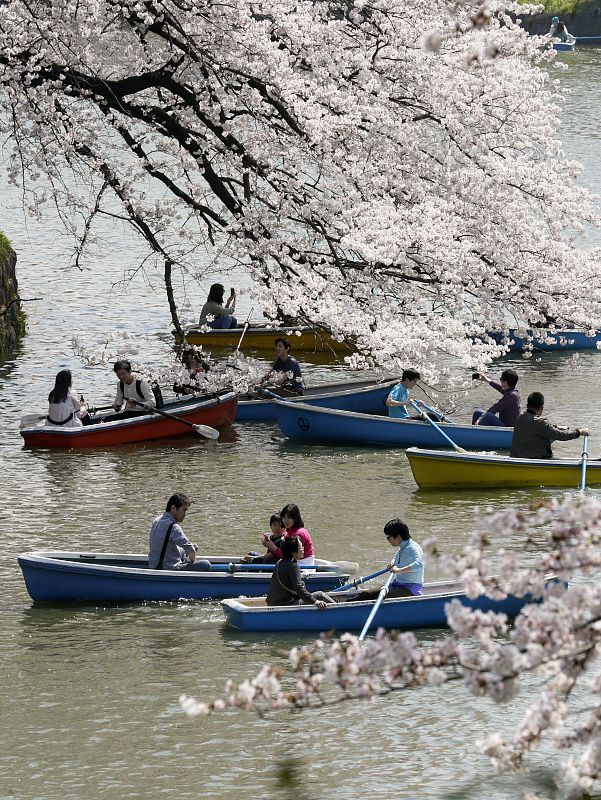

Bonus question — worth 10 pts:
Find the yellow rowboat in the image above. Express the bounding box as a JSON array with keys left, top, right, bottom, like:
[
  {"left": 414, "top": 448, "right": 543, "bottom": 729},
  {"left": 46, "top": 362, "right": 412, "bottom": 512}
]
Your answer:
[
  {"left": 177, "top": 325, "right": 355, "bottom": 354},
  {"left": 405, "top": 447, "right": 596, "bottom": 490}
]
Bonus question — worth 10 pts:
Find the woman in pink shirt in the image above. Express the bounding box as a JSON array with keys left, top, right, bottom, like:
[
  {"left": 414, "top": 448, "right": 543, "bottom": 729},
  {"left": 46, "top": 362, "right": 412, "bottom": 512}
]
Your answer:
[{"left": 267, "top": 504, "right": 315, "bottom": 566}]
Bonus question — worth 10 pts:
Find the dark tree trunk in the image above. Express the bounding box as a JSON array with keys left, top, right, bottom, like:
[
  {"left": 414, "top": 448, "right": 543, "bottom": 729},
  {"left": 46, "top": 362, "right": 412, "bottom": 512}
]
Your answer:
[{"left": 164, "top": 259, "right": 183, "bottom": 339}]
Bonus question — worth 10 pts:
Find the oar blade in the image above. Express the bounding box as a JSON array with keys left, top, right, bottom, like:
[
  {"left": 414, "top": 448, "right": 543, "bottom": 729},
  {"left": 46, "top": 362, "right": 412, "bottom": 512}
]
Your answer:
[{"left": 194, "top": 424, "right": 220, "bottom": 440}]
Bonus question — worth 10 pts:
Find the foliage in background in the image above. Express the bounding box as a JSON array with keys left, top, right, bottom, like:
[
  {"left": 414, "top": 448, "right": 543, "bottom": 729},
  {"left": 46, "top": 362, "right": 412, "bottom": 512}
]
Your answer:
[
  {"left": 0, "top": 231, "right": 12, "bottom": 263},
  {"left": 517, "top": 0, "right": 593, "bottom": 15}
]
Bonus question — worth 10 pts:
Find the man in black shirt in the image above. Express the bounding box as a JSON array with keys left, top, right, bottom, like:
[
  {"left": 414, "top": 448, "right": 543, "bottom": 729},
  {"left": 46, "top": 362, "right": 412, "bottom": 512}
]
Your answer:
[{"left": 258, "top": 338, "right": 305, "bottom": 396}]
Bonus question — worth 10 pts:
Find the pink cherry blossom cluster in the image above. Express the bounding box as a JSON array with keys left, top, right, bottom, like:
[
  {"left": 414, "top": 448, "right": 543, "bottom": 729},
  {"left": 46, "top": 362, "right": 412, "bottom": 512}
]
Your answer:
[
  {"left": 2, "top": 0, "right": 601, "bottom": 377},
  {"left": 181, "top": 494, "right": 601, "bottom": 797}
]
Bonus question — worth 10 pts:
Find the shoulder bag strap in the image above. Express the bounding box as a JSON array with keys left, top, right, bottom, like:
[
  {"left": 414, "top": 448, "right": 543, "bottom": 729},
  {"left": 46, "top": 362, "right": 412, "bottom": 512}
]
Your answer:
[
  {"left": 275, "top": 562, "right": 299, "bottom": 597},
  {"left": 136, "top": 379, "right": 144, "bottom": 400},
  {"left": 156, "top": 522, "right": 175, "bottom": 570}
]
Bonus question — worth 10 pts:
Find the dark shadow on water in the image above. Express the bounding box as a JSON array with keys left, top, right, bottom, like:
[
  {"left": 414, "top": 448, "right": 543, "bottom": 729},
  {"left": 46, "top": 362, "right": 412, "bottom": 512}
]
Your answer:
[{"left": 442, "top": 764, "right": 565, "bottom": 800}]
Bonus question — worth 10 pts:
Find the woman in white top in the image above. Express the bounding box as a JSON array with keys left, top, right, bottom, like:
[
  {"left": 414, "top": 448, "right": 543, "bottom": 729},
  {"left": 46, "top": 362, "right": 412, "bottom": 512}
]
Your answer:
[{"left": 46, "top": 370, "right": 89, "bottom": 427}]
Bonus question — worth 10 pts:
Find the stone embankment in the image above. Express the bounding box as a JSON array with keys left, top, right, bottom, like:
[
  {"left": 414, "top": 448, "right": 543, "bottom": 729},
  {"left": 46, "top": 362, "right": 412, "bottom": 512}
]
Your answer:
[
  {"left": 519, "top": 0, "right": 601, "bottom": 35},
  {"left": 0, "top": 232, "right": 25, "bottom": 352}
]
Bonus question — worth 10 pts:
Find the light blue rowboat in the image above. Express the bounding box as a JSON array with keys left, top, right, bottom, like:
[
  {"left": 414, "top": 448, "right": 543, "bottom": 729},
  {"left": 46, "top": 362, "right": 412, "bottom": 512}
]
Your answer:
[
  {"left": 273, "top": 401, "right": 513, "bottom": 448},
  {"left": 17, "top": 552, "right": 354, "bottom": 602},
  {"left": 236, "top": 378, "right": 398, "bottom": 421},
  {"left": 221, "top": 578, "right": 554, "bottom": 633},
  {"left": 489, "top": 328, "right": 600, "bottom": 352}
]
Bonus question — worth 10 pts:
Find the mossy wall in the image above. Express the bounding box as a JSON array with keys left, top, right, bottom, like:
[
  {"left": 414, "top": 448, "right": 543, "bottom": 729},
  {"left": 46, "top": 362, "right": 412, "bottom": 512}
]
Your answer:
[{"left": 0, "top": 232, "right": 26, "bottom": 352}]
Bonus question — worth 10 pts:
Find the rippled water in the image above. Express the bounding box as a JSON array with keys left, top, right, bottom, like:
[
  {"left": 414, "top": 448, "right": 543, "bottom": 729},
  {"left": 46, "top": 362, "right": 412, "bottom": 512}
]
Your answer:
[{"left": 2, "top": 48, "right": 601, "bottom": 800}]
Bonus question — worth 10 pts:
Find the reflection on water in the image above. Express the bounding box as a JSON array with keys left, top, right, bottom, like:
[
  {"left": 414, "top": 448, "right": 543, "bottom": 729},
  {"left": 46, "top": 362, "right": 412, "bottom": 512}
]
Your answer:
[{"left": 1, "top": 49, "right": 601, "bottom": 800}]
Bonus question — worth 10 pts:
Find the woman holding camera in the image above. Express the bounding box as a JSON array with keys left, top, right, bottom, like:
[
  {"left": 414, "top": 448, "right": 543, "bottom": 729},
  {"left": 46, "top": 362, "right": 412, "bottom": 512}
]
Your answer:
[{"left": 199, "top": 283, "right": 237, "bottom": 329}]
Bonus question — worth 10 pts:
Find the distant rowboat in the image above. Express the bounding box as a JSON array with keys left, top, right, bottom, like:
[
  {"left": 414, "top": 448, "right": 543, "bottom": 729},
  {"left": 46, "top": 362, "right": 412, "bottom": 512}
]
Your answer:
[
  {"left": 18, "top": 552, "right": 354, "bottom": 602},
  {"left": 178, "top": 324, "right": 354, "bottom": 354},
  {"left": 488, "top": 328, "right": 601, "bottom": 352},
  {"left": 272, "top": 400, "right": 513, "bottom": 448},
  {"left": 552, "top": 41, "right": 576, "bottom": 52},
  {"left": 221, "top": 578, "right": 554, "bottom": 633},
  {"left": 405, "top": 447, "right": 597, "bottom": 490}
]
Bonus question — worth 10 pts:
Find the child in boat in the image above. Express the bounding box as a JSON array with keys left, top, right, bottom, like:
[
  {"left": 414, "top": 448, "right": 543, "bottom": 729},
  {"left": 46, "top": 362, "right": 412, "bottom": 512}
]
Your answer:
[
  {"left": 386, "top": 369, "right": 420, "bottom": 418},
  {"left": 266, "top": 504, "right": 315, "bottom": 566},
  {"left": 266, "top": 536, "right": 334, "bottom": 609},
  {"left": 243, "top": 514, "right": 286, "bottom": 563},
  {"left": 173, "top": 349, "right": 209, "bottom": 395}
]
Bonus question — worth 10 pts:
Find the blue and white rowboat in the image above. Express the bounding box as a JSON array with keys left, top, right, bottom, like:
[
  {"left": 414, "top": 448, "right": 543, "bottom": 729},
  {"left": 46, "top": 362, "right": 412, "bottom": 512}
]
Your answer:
[
  {"left": 552, "top": 41, "right": 576, "bottom": 51},
  {"left": 221, "top": 578, "right": 553, "bottom": 633},
  {"left": 18, "top": 552, "right": 354, "bottom": 602},
  {"left": 273, "top": 401, "right": 513, "bottom": 448},
  {"left": 236, "top": 378, "right": 398, "bottom": 421},
  {"left": 488, "top": 328, "right": 601, "bottom": 352}
]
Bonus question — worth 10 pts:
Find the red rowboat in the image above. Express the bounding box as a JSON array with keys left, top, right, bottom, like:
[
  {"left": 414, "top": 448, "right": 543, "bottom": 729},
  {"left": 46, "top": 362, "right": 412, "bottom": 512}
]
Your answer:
[{"left": 20, "top": 392, "right": 238, "bottom": 448}]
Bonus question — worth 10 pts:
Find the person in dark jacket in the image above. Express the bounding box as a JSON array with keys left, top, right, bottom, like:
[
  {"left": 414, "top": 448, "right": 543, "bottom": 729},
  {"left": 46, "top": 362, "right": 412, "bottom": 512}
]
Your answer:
[
  {"left": 472, "top": 369, "right": 521, "bottom": 427},
  {"left": 510, "top": 392, "right": 588, "bottom": 459},
  {"left": 266, "top": 537, "right": 334, "bottom": 609}
]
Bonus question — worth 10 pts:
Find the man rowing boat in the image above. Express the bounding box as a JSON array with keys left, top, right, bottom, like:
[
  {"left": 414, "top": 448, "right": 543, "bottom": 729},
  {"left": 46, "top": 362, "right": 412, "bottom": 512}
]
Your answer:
[
  {"left": 257, "top": 337, "right": 305, "bottom": 396},
  {"left": 345, "top": 519, "right": 424, "bottom": 601},
  {"left": 510, "top": 391, "right": 588, "bottom": 459}
]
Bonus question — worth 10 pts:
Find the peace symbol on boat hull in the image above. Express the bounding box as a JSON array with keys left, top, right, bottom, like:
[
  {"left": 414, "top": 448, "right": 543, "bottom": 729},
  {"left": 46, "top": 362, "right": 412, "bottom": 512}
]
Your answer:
[{"left": 297, "top": 417, "right": 310, "bottom": 431}]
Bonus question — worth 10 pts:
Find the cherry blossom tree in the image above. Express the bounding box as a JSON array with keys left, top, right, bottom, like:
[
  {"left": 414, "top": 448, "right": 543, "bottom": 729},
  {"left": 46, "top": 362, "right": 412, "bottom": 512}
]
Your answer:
[
  {"left": 180, "top": 494, "right": 601, "bottom": 799},
  {"left": 1, "top": 0, "right": 600, "bottom": 376}
]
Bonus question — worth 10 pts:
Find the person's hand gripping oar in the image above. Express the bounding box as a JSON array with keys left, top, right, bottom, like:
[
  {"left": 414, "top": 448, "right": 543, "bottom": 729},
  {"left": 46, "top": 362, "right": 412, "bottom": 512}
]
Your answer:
[{"left": 580, "top": 433, "right": 589, "bottom": 492}]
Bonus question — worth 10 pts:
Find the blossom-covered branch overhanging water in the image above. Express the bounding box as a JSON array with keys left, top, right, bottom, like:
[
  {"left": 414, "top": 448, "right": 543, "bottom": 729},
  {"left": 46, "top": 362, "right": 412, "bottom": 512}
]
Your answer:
[
  {"left": 180, "top": 495, "right": 601, "bottom": 798},
  {"left": 2, "top": 0, "right": 601, "bottom": 379}
]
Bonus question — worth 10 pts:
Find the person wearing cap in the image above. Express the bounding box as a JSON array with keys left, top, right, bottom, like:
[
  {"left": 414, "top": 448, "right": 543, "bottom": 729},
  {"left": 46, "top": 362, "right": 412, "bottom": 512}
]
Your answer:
[
  {"left": 549, "top": 16, "right": 572, "bottom": 42},
  {"left": 346, "top": 519, "right": 424, "bottom": 601},
  {"left": 472, "top": 369, "right": 521, "bottom": 427},
  {"left": 148, "top": 493, "right": 207, "bottom": 570},
  {"left": 510, "top": 392, "right": 588, "bottom": 459},
  {"left": 258, "top": 337, "right": 305, "bottom": 396}
]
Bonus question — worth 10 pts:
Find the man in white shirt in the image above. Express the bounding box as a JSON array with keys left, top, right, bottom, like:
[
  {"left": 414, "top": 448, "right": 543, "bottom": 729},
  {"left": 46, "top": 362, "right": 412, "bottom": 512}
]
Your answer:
[{"left": 112, "top": 360, "right": 156, "bottom": 412}]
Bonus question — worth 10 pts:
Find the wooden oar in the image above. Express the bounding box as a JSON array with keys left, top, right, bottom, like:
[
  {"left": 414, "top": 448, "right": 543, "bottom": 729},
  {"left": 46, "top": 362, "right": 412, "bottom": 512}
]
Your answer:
[
  {"left": 89, "top": 404, "right": 115, "bottom": 414},
  {"left": 331, "top": 566, "right": 389, "bottom": 593},
  {"left": 235, "top": 307, "right": 254, "bottom": 352},
  {"left": 580, "top": 434, "right": 589, "bottom": 492},
  {"left": 410, "top": 400, "right": 466, "bottom": 453},
  {"left": 258, "top": 387, "right": 301, "bottom": 400},
  {"left": 414, "top": 399, "right": 455, "bottom": 424},
  {"left": 358, "top": 571, "right": 395, "bottom": 641},
  {"left": 131, "top": 400, "right": 220, "bottom": 439},
  {"left": 225, "top": 561, "right": 358, "bottom": 573}
]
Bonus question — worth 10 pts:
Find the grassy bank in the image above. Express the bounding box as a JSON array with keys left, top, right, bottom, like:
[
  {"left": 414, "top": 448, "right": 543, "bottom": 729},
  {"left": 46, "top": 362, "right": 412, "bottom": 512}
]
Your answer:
[
  {"left": 0, "top": 231, "right": 11, "bottom": 263},
  {"left": 518, "top": 0, "right": 596, "bottom": 15}
]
